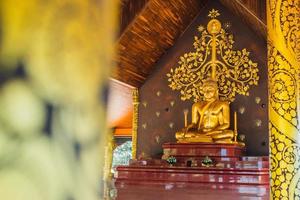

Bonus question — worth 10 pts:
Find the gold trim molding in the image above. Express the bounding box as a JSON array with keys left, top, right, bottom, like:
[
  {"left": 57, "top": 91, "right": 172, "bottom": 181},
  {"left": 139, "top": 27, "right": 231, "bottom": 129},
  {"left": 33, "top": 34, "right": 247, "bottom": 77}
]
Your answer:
[{"left": 132, "top": 88, "right": 139, "bottom": 159}]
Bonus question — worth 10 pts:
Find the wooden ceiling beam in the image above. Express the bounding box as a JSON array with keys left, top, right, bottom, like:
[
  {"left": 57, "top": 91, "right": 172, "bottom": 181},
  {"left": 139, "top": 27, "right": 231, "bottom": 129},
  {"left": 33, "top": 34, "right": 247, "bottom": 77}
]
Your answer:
[
  {"left": 219, "top": 0, "right": 266, "bottom": 40},
  {"left": 119, "top": 0, "right": 149, "bottom": 35}
]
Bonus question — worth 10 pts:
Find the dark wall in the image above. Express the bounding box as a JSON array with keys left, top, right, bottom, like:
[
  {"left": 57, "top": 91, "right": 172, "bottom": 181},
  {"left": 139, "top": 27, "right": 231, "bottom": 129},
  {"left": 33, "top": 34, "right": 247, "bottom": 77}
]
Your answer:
[{"left": 137, "top": 0, "right": 268, "bottom": 158}]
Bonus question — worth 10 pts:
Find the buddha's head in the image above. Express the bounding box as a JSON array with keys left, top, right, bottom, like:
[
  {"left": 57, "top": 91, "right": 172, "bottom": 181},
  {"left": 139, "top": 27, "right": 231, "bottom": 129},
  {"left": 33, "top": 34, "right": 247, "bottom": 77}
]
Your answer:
[{"left": 202, "top": 79, "right": 219, "bottom": 101}]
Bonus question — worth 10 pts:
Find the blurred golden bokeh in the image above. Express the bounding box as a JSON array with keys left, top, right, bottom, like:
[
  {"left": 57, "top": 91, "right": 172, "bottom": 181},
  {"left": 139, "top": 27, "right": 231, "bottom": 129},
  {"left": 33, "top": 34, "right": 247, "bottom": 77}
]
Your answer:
[
  {"left": 0, "top": 80, "right": 45, "bottom": 136},
  {"left": 0, "top": 0, "right": 118, "bottom": 199}
]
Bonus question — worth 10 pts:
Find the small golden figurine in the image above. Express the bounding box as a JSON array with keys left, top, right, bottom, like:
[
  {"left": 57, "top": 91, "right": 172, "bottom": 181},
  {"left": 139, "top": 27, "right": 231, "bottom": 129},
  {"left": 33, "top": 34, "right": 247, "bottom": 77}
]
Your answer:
[{"left": 176, "top": 78, "right": 234, "bottom": 143}]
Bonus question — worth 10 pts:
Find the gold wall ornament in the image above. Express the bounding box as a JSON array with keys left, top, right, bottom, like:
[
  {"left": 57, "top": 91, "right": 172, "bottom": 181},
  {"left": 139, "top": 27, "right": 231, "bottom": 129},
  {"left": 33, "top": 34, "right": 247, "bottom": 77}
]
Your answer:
[
  {"left": 142, "top": 101, "right": 147, "bottom": 108},
  {"left": 155, "top": 135, "right": 160, "bottom": 144},
  {"left": 224, "top": 22, "right": 231, "bottom": 30},
  {"left": 267, "top": 0, "right": 300, "bottom": 199},
  {"left": 142, "top": 123, "right": 147, "bottom": 129},
  {"left": 170, "top": 100, "right": 175, "bottom": 107},
  {"left": 238, "top": 106, "right": 245, "bottom": 114},
  {"left": 167, "top": 9, "right": 259, "bottom": 102},
  {"left": 156, "top": 91, "right": 161, "bottom": 97},
  {"left": 255, "top": 97, "right": 261, "bottom": 104},
  {"left": 238, "top": 134, "right": 245, "bottom": 142},
  {"left": 208, "top": 9, "right": 220, "bottom": 18},
  {"left": 155, "top": 111, "right": 160, "bottom": 117},
  {"left": 132, "top": 88, "right": 139, "bottom": 159},
  {"left": 169, "top": 122, "right": 174, "bottom": 129},
  {"left": 254, "top": 119, "right": 262, "bottom": 127}
]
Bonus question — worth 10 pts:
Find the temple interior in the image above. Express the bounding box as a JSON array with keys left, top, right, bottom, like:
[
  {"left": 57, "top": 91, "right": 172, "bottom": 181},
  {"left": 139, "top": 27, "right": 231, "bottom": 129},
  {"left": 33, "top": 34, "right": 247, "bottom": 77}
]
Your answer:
[{"left": 0, "top": 0, "right": 299, "bottom": 200}]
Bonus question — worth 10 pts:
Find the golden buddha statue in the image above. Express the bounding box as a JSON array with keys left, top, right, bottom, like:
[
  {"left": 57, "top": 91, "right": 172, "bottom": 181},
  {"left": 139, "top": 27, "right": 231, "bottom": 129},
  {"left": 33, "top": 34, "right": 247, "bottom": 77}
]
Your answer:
[{"left": 176, "top": 79, "right": 235, "bottom": 143}]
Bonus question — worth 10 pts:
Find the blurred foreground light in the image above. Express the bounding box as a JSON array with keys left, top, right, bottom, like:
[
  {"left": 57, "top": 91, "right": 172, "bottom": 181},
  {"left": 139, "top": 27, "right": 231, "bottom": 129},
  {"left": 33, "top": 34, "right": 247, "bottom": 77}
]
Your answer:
[
  {"left": 0, "top": 0, "right": 118, "bottom": 199},
  {"left": 0, "top": 80, "right": 45, "bottom": 136}
]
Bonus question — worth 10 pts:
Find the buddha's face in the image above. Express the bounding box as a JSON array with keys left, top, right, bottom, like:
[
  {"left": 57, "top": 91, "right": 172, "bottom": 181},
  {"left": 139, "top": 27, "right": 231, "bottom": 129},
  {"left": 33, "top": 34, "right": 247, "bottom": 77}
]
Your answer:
[{"left": 203, "top": 84, "right": 218, "bottom": 101}]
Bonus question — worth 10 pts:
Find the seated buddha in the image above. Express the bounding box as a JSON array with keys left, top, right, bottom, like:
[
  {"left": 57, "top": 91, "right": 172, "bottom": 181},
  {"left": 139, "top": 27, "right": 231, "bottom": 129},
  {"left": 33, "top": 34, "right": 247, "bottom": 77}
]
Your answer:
[{"left": 176, "top": 79, "right": 234, "bottom": 143}]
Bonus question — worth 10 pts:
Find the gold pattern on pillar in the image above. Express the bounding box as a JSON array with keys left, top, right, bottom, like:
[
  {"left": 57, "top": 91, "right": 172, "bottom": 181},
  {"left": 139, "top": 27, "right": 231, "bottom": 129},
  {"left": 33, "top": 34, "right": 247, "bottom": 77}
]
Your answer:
[
  {"left": 267, "top": 0, "right": 300, "bottom": 199},
  {"left": 132, "top": 88, "right": 139, "bottom": 159}
]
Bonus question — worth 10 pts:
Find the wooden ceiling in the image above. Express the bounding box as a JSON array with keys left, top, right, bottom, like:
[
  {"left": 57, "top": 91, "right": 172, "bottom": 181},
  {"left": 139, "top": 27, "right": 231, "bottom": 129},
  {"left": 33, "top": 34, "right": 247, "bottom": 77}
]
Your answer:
[
  {"left": 119, "top": 0, "right": 149, "bottom": 35},
  {"left": 113, "top": 0, "right": 208, "bottom": 87},
  {"left": 108, "top": 0, "right": 267, "bottom": 130}
]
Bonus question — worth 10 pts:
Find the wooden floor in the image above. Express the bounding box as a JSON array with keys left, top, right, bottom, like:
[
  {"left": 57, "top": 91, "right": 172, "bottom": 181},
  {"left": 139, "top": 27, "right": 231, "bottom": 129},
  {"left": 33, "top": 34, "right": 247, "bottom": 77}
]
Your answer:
[{"left": 115, "top": 182, "right": 270, "bottom": 200}]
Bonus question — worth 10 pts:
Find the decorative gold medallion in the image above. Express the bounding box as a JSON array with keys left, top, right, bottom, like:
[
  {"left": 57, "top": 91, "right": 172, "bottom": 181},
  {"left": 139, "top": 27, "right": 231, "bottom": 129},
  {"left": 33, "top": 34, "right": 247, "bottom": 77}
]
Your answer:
[{"left": 207, "top": 19, "right": 221, "bottom": 35}]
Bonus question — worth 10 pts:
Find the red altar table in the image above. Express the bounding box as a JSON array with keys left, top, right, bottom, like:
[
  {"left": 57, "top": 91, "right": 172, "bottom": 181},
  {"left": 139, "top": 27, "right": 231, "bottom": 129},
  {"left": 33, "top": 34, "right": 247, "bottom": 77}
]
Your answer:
[{"left": 162, "top": 142, "right": 246, "bottom": 163}]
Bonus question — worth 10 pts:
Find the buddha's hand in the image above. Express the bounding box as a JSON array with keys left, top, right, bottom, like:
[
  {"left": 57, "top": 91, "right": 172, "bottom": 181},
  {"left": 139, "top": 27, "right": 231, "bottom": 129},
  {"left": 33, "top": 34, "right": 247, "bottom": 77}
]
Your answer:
[
  {"left": 205, "top": 130, "right": 223, "bottom": 136},
  {"left": 184, "top": 124, "right": 196, "bottom": 133}
]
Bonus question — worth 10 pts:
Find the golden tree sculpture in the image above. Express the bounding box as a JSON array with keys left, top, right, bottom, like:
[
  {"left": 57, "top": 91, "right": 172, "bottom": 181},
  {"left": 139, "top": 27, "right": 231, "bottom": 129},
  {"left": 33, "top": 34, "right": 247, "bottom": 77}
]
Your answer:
[{"left": 167, "top": 9, "right": 259, "bottom": 102}]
